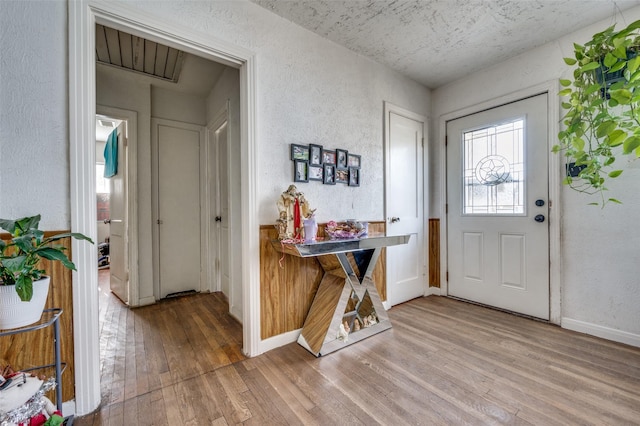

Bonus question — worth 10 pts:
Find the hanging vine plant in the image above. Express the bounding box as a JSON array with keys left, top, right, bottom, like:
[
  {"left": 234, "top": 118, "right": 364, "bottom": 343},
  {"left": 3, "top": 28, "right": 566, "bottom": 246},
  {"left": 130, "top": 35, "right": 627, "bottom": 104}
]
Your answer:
[{"left": 554, "top": 19, "right": 640, "bottom": 205}]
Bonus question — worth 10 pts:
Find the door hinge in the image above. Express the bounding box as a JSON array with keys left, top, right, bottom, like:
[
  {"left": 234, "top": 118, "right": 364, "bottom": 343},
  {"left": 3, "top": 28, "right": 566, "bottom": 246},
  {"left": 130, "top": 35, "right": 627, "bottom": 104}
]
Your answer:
[
  {"left": 445, "top": 135, "right": 448, "bottom": 146},
  {"left": 446, "top": 203, "right": 448, "bottom": 214},
  {"left": 421, "top": 137, "right": 424, "bottom": 148},
  {"left": 446, "top": 271, "right": 449, "bottom": 281}
]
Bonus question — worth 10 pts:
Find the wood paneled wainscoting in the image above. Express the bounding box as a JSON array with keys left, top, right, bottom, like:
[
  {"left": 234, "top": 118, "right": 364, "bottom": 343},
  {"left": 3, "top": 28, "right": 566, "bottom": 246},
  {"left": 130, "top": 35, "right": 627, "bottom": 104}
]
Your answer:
[
  {"left": 0, "top": 232, "right": 75, "bottom": 404},
  {"left": 259, "top": 222, "right": 386, "bottom": 340}
]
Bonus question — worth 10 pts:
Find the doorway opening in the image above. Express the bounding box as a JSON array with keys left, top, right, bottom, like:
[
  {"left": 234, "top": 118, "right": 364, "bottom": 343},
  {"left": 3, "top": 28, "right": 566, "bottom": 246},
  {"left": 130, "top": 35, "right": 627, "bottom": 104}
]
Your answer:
[{"left": 70, "top": 2, "right": 260, "bottom": 413}]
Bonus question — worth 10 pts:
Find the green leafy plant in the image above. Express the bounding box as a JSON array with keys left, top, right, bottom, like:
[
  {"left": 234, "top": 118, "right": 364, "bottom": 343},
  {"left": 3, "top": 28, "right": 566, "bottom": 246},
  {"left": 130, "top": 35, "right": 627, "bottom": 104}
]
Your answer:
[
  {"left": 0, "top": 215, "right": 93, "bottom": 301},
  {"left": 554, "top": 19, "right": 640, "bottom": 205}
]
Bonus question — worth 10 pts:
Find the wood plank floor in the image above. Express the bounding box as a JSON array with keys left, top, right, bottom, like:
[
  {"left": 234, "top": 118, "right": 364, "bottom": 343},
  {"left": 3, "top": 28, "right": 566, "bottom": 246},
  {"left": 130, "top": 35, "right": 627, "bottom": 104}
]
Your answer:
[{"left": 77, "top": 272, "right": 640, "bottom": 425}]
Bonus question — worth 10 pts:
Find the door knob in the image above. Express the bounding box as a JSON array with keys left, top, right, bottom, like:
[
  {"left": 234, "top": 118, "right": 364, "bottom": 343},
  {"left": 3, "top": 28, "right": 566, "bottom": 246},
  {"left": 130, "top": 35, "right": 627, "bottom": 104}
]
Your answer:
[
  {"left": 534, "top": 214, "right": 545, "bottom": 223},
  {"left": 103, "top": 219, "right": 111, "bottom": 224},
  {"left": 390, "top": 217, "right": 400, "bottom": 223},
  {"left": 215, "top": 216, "right": 222, "bottom": 222},
  {"left": 535, "top": 199, "right": 545, "bottom": 207}
]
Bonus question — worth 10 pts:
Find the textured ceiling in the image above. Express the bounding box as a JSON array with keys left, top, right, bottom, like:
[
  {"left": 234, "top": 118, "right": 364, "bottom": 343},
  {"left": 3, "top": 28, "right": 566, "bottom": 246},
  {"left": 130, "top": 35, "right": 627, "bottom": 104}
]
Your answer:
[{"left": 252, "top": 0, "right": 640, "bottom": 88}]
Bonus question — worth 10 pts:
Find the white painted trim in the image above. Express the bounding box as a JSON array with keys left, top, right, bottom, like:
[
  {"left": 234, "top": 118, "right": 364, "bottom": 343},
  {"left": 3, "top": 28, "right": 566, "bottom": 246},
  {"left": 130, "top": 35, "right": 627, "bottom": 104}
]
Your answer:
[
  {"left": 259, "top": 329, "right": 302, "bottom": 353},
  {"left": 96, "top": 105, "right": 139, "bottom": 307},
  {"left": 562, "top": 318, "right": 640, "bottom": 348},
  {"left": 62, "top": 401, "right": 76, "bottom": 418},
  {"left": 70, "top": 1, "right": 259, "bottom": 414},
  {"left": 241, "top": 55, "right": 261, "bottom": 356},
  {"left": 425, "top": 286, "right": 441, "bottom": 296},
  {"left": 137, "top": 296, "right": 156, "bottom": 306},
  {"left": 69, "top": 2, "right": 101, "bottom": 415},
  {"left": 438, "top": 80, "right": 561, "bottom": 324},
  {"left": 203, "top": 122, "right": 215, "bottom": 294},
  {"left": 383, "top": 102, "right": 429, "bottom": 305}
]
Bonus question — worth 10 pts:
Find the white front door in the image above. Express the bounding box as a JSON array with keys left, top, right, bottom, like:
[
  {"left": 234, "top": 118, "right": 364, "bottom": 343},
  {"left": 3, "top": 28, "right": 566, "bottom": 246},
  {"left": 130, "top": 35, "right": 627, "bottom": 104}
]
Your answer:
[
  {"left": 109, "top": 122, "right": 129, "bottom": 304},
  {"left": 446, "top": 94, "right": 549, "bottom": 320},
  {"left": 154, "top": 119, "right": 205, "bottom": 298},
  {"left": 384, "top": 102, "right": 426, "bottom": 306}
]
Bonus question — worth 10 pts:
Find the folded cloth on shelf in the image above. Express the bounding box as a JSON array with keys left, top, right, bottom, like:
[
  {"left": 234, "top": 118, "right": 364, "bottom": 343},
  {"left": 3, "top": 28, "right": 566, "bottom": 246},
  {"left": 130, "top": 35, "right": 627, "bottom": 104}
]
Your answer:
[{"left": 0, "top": 375, "right": 43, "bottom": 414}]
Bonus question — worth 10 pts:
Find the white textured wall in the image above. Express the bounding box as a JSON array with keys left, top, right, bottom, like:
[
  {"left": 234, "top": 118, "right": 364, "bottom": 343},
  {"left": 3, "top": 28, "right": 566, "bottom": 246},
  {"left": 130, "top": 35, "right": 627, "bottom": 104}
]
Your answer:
[
  {"left": 151, "top": 87, "right": 207, "bottom": 125},
  {"left": 432, "top": 7, "right": 640, "bottom": 339},
  {"left": 0, "top": 1, "right": 69, "bottom": 229},
  {"left": 122, "top": 0, "right": 431, "bottom": 225}
]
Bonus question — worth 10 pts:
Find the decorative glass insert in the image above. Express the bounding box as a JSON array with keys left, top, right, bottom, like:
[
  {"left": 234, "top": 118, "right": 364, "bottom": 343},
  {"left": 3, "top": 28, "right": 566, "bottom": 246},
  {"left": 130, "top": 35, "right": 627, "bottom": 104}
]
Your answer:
[{"left": 463, "top": 119, "right": 525, "bottom": 214}]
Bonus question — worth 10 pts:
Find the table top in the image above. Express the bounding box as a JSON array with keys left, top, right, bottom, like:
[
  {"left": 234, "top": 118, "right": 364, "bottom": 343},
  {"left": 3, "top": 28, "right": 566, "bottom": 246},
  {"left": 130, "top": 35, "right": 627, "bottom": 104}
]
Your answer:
[{"left": 272, "top": 233, "right": 411, "bottom": 258}]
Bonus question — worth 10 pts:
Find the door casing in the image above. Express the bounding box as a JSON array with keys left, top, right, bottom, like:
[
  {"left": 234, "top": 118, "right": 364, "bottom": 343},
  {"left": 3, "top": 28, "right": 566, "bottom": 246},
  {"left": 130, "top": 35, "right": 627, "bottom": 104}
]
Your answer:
[{"left": 438, "top": 81, "right": 561, "bottom": 324}]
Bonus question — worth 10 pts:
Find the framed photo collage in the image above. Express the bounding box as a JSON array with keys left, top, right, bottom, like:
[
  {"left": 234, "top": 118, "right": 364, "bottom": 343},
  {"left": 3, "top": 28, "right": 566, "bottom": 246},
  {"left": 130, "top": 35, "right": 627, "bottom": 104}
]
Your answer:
[{"left": 290, "top": 143, "right": 361, "bottom": 187}]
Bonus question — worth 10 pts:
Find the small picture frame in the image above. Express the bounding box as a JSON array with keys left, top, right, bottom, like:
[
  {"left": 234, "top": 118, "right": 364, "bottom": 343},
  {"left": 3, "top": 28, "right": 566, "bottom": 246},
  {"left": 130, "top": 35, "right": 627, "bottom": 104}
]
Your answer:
[
  {"left": 348, "top": 154, "right": 361, "bottom": 168},
  {"left": 348, "top": 167, "right": 360, "bottom": 187},
  {"left": 336, "top": 149, "right": 348, "bottom": 170},
  {"left": 294, "top": 160, "right": 308, "bottom": 182},
  {"left": 309, "top": 144, "right": 323, "bottom": 166},
  {"left": 323, "top": 164, "right": 336, "bottom": 185},
  {"left": 290, "top": 144, "right": 309, "bottom": 161},
  {"left": 322, "top": 149, "right": 336, "bottom": 165},
  {"left": 335, "top": 169, "right": 348, "bottom": 184},
  {"left": 309, "top": 165, "right": 323, "bottom": 181}
]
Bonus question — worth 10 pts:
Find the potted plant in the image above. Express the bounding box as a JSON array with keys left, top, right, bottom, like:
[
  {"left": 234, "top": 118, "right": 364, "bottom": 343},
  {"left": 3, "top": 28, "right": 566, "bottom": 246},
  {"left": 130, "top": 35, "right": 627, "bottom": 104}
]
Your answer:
[
  {"left": 0, "top": 214, "right": 93, "bottom": 329},
  {"left": 554, "top": 19, "right": 640, "bottom": 205}
]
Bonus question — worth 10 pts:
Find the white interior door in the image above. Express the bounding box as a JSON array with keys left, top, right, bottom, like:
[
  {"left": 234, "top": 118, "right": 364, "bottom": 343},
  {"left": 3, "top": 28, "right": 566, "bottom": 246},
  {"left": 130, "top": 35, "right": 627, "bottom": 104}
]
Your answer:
[
  {"left": 384, "top": 102, "right": 425, "bottom": 306},
  {"left": 217, "top": 122, "right": 231, "bottom": 297},
  {"left": 109, "top": 122, "right": 129, "bottom": 304},
  {"left": 156, "top": 120, "right": 203, "bottom": 298},
  {"left": 446, "top": 94, "right": 549, "bottom": 319},
  {"left": 208, "top": 116, "right": 231, "bottom": 297}
]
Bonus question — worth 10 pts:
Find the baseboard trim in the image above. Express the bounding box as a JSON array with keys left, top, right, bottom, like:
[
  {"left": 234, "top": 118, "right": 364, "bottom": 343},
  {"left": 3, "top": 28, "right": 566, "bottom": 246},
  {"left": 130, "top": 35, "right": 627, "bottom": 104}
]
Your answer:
[
  {"left": 259, "top": 329, "right": 301, "bottom": 354},
  {"left": 137, "top": 296, "right": 156, "bottom": 306},
  {"left": 426, "top": 286, "right": 442, "bottom": 296},
  {"left": 62, "top": 400, "right": 75, "bottom": 417},
  {"left": 562, "top": 317, "right": 640, "bottom": 348}
]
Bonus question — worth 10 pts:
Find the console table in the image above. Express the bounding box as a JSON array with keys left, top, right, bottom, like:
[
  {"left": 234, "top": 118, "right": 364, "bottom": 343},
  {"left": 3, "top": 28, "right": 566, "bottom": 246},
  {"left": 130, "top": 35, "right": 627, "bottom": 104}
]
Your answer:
[{"left": 273, "top": 234, "right": 410, "bottom": 356}]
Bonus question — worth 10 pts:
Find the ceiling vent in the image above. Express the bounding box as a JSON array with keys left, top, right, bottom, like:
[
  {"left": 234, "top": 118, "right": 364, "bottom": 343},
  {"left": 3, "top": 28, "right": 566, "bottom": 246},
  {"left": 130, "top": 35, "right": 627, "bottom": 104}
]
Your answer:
[
  {"left": 98, "top": 119, "right": 115, "bottom": 128},
  {"left": 96, "top": 24, "right": 184, "bottom": 83}
]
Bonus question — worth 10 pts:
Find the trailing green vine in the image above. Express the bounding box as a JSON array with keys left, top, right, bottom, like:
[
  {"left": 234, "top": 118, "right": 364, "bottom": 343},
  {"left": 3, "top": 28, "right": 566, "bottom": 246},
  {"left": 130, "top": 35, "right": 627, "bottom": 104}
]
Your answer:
[{"left": 554, "top": 19, "right": 640, "bottom": 205}]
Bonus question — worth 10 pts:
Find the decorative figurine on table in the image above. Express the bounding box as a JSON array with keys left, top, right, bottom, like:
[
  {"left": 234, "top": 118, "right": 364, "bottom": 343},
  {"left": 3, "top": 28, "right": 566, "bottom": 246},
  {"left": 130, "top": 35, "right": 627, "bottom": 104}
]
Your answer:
[{"left": 276, "top": 184, "right": 315, "bottom": 240}]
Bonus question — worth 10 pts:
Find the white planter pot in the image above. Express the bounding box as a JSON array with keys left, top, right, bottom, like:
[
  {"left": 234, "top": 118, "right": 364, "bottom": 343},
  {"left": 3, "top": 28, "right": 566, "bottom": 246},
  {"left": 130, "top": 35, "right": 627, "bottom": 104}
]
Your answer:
[{"left": 0, "top": 276, "right": 51, "bottom": 330}]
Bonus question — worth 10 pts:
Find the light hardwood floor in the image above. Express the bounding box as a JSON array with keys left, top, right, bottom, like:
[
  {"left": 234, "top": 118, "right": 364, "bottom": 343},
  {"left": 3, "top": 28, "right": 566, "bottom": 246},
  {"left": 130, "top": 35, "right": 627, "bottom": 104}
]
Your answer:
[{"left": 77, "top": 270, "right": 640, "bottom": 425}]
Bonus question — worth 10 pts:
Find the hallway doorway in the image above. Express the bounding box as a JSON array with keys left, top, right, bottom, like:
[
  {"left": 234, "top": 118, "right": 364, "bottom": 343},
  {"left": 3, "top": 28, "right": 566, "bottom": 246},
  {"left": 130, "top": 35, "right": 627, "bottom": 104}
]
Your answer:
[{"left": 70, "top": 2, "right": 260, "bottom": 413}]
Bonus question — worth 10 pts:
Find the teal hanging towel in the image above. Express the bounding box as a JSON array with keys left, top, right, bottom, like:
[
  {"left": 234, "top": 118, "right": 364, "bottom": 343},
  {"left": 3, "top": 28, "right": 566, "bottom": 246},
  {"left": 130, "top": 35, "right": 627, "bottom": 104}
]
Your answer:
[{"left": 104, "top": 129, "right": 118, "bottom": 178}]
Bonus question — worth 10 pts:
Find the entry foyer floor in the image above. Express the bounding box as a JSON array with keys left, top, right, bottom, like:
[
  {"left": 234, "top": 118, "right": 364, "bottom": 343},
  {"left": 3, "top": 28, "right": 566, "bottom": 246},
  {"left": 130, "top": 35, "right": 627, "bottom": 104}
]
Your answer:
[{"left": 76, "top": 270, "right": 640, "bottom": 424}]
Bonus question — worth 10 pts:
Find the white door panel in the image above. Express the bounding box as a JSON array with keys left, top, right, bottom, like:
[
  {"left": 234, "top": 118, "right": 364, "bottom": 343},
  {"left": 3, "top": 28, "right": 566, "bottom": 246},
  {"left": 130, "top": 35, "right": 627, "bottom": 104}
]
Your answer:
[
  {"left": 385, "top": 104, "right": 425, "bottom": 306},
  {"left": 447, "top": 94, "right": 549, "bottom": 319},
  {"left": 218, "top": 122, "right": 231, "bottom": 297},
  {"left": 109, "top": 122, "right": 128, "bottom": 304},
  {"left": 157, "top": 121, "right": 203, "bottom": 298}
]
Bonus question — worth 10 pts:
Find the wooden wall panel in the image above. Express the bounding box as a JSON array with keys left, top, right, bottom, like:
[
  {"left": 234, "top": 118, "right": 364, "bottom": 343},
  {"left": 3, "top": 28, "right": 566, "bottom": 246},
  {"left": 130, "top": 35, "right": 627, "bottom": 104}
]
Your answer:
[
  {"left": 429, "top": 219, "right": 440, "bottom": 288},
  {"left": 0, "top": 231, "right": 75, "bottom": 403},
  {"left": 260, "top": 222, "right": 387, "bottom": 340},
  {"left": 368, "top": 223, "right": 387, "bottom": 301}
]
